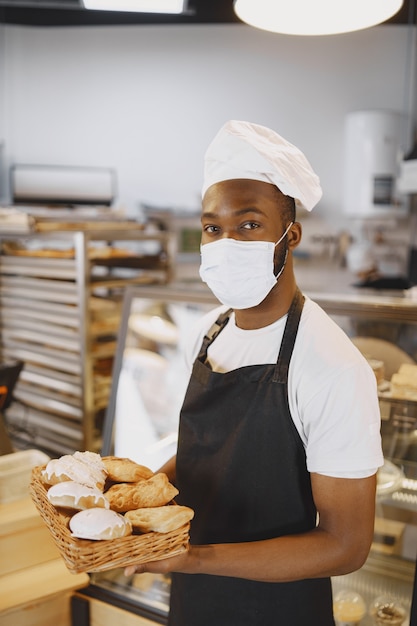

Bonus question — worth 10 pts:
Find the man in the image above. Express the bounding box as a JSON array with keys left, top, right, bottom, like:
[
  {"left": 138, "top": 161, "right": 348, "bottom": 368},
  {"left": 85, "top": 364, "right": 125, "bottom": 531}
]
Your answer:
[{"left": 125, "top": 120, "right": 384, "bottom": 625}]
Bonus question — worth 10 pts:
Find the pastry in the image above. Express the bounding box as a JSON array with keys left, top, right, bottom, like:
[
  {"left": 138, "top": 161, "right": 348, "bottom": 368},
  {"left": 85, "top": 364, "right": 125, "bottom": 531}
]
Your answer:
[
  {"left": 391, "top": 363, "right": 417, "bottom": 400},
  {"left": 69, "top": 508, "right": 132, "bottom": 540},
  {"left": 105, "top": 473, "right": 179, "bottom": 512},
  {"left": 47, "top": 481, "right": 110, "bottom": 511},
  {"left": 370, "top": 603, "right": 406, "bottom": 625},
  {"left": 102, "top": 456, "right": 154, "bottom": 483},
  {"left": 125, "top": 505, "right": 194, "bottom": 533},
  {"left": 74, "top": 451, "right": 107, "bottom": 475},
  {"left": 333, "top": 589, "right": 366, "bottom": 624},
  {"left": 397, "top": 363, "right": 417, "bottom": 378},
  {"left": 41, "top": 452, "right": 107, "bottom": 490}
]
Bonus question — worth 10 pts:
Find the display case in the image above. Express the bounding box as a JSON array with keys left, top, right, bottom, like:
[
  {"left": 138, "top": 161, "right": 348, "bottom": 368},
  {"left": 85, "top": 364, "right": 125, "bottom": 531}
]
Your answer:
[
  {"left": 309, "top": 291, "right": 417, "bottom": 625},
  {"left": 76, "top": 284, "right": 417, "bottom": 626},
  {"left": 0, "top": 224, "right": 173, "bottom": 457}
]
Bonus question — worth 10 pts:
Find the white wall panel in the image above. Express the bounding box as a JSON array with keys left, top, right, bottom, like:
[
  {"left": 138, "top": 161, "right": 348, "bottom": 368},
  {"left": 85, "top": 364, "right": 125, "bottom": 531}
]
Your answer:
[{"left": 2, "top": 23, "right": 416, "bottom": 219}]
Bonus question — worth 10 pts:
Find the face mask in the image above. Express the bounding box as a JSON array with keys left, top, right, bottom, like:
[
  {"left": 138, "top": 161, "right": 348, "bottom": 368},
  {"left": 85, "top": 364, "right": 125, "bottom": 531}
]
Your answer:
[{"left": 199, "top": 222, "right": 293, "bottom": 309}]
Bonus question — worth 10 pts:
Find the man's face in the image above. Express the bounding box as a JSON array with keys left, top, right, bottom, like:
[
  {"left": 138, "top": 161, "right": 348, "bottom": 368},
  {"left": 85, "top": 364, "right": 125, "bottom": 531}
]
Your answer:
[{"left": 201, "top": 179, "right": 290, "bottom": 273}]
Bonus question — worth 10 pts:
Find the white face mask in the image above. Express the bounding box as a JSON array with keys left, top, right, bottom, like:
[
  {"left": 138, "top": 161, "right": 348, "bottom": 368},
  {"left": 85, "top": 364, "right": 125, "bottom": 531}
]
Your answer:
[{"left": 199, "top": 222, "right": 293, "bottom": 309}]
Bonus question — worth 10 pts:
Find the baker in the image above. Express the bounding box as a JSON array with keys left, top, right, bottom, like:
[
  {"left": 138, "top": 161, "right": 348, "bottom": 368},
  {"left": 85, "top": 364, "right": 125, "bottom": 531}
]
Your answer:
[{"left": 125, "top": 120, "right": 384, "bottom": 626}]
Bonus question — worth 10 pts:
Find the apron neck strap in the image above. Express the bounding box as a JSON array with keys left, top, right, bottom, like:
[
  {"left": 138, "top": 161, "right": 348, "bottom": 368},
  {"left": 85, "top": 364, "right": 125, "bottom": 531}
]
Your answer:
[
  {"left": 197, "top": 288, "right": 305, "bottom": 376},
  {"left": 272, "top": 288, "right": 305, "bottom": 383},
  {"left": 197, "top": 308, "right": 233, "bottom": 364}
]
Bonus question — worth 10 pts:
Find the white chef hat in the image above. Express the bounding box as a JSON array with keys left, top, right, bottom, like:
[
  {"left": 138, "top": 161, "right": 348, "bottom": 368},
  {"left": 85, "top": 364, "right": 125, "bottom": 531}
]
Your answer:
[{"left": 202, "top": 120, "right": 322, "bottom": 212}]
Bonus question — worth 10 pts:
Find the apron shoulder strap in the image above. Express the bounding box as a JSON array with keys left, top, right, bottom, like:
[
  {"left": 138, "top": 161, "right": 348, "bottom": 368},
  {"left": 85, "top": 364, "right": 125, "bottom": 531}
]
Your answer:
[
  {"left": 197, "top": 308, "right": 233, "bottom": 364},
  {"left": 273, "top": 288, "right": 305, "bottom": 383}
]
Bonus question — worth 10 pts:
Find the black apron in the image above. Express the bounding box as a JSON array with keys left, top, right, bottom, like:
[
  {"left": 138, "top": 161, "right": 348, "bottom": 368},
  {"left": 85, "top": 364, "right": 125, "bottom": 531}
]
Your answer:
[{"left": 168, "top": 289, "right": 335, "bottom": 626}]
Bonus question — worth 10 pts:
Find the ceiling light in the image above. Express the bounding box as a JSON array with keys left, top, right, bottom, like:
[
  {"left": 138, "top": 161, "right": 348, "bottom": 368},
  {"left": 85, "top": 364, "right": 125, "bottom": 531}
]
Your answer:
[
  {"left": 82, "top": 0, "right": 186, "bottom": 13},
  {"left": 234, "top": 0, "right": 404, "bottom": 36}
]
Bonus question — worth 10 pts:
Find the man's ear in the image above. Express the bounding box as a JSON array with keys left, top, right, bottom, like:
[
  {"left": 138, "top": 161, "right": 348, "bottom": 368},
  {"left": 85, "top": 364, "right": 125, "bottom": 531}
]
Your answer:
[{"left": 288, "top": 222, "right": 302, "bottom": 250}]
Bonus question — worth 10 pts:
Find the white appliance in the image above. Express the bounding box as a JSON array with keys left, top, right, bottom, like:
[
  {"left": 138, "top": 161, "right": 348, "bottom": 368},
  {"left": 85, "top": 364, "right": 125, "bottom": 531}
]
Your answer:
[
  {"left": 11, "top": 164, "right": 116, "bottom": 206},
  {"left": 343, "top": 110, "right": 410, "bottom": 218},
  {"left": 398, "top": 155, "right": 417, "bottom": 194}
]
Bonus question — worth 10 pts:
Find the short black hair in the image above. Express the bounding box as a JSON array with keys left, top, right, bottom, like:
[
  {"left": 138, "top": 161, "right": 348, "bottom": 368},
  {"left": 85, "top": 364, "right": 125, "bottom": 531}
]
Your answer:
[{"left": 272, "top": 186, "right": 296, "bottom": 224}]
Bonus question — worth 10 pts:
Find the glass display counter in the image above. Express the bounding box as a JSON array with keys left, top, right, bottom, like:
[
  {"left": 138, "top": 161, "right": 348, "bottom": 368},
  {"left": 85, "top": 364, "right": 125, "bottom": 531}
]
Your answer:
[
  {"left": 308, "top": 291, "right": 417, "bottom": 625},
  {"left": 76, "top": 283, "right": 417, "bottom": 626}
]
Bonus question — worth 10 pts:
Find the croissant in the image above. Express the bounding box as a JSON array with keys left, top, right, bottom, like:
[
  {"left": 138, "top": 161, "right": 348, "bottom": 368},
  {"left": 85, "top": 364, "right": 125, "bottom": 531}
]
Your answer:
[{"left": 105, "top": 473, "right": 179, "bottom": 513}]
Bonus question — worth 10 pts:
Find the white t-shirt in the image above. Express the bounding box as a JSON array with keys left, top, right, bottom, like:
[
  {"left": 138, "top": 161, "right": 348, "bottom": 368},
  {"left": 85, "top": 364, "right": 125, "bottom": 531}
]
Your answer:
[{"left": 183, "top": 296, "right": 384, "bottom": 479}]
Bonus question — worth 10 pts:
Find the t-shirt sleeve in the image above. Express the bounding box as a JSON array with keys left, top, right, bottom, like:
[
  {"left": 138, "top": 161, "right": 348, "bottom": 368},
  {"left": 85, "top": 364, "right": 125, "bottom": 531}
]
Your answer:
[{"left": 302, "top": 360, "right": 384, "bottom": 477}]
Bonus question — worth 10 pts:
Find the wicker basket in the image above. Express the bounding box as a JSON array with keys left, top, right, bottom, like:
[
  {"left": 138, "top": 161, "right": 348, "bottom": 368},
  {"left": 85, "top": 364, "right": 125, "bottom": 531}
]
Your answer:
[{"left": 29, "top": 465, "right": 190, "bottom": 574}]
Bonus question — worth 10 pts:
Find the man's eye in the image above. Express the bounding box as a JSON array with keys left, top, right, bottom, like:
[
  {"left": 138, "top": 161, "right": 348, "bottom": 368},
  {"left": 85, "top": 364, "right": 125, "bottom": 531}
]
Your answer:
[
  {"left": 242, "top": 222, "right": 259, "bottom": 230},
  {"left": 203, "top": 225, "right": 219, "bottom": 233}
]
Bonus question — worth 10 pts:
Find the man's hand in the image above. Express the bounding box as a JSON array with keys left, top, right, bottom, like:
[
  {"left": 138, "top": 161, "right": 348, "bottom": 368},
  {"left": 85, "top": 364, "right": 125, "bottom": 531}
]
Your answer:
[
  {"left": 124, "top": 473, "right": 376, "bottom": 584},
  {"left": 124, "top": 546, "right": 193, "bottom": 578}
]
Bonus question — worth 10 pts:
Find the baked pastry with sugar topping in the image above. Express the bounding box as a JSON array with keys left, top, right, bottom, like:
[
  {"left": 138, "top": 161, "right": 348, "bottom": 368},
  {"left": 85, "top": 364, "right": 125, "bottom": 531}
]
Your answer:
[
  {"left": 41, "top": 452, "right": 107, "bottom": 490},
  {"left": 47, "top": 481, "right": 110, "bottom": 511},
  {"left": 74, "top": 451, "right": 106, "bottom": 474},
  {"left": 69, "top": 508, "right": 132, "bottom": 541}
]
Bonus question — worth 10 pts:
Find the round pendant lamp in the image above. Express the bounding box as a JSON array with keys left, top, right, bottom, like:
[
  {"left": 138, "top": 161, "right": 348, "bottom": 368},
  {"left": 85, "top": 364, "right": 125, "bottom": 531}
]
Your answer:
[{"left": 234, "top": 0, "right": 404, "bottom": 36}]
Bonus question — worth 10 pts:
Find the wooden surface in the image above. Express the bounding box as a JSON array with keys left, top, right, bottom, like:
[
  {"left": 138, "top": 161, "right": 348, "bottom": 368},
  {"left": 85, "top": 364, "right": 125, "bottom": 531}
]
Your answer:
[
  {"left": 0, "top": 496, "right": 89, "bottom": 625},
  {"left": 0, "top": 497, "right": 60, "bottom": 576},
  {"left": 0, "top": 590, "right": 74, "bottom": 626},
  {"left": 0, "top": 558, "right": 89, "bottom": 610},
  {"left": 0, "top": 495, "right": 47, "bottom": 535}
]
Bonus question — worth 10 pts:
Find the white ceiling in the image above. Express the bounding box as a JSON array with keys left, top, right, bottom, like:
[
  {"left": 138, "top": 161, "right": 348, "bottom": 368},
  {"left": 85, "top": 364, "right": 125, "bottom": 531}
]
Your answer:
[{"left": 0, "top": 0, "right": 415, "bottom": 27}]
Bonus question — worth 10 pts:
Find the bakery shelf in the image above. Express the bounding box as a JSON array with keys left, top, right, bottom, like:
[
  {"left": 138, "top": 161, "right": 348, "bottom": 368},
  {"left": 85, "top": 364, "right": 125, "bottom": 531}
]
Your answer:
[
  {"left": 0, "top": 255, "right": 77, "bottom": 280},
  {"left": 0, "top": 296, "right": 79, "bottom": 327},
  {"left": 0, "top": 224, "right": 173, "bottom": 456}
]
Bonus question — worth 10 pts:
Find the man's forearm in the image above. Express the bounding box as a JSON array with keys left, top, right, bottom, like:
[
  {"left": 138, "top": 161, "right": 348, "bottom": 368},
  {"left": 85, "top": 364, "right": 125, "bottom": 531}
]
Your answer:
[{"left": 185, "top": 526, "right": 368, "bottom": 583}]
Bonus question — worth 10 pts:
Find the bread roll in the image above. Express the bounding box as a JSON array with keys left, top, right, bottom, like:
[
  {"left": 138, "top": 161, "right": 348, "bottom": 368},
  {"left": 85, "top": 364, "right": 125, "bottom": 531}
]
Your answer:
[
  {"left": 125, "top": 505, "right": 194, "bottom": 533},
  {"left": 391, "top": 362, "right": 417, "bottom": 400},
  {"left": 47, "top": 481, "right": 109, "bottom": 511},
  {"left": 102, "top": 456, "right": 154, "bottom": 483},
  {"left": 105, "top": 473, "right": 179, "bottom": 513},
  {"left": 41, "top": 452, "right": 107, "bottom": 490},
  {"left": 69, "top": 508, "right": 132, "bottom": 540},
  {"left": 397, "top": 363, "right": 417, "bottom": 379}
]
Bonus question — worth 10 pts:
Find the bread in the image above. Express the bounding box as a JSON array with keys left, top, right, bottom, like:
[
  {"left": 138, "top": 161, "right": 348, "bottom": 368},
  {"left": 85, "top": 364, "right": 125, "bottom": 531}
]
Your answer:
[
  {"left": 69, "top": 508, "right": 132, "bottom": 540},
  {"left": 397, "top": 363, "right": 417, "bottom": 379},
  {"left": 40, "top": 453, "right": 192, "bottom": 544},
  {"left": 102, "top": 456, "right": 154, "bottom": 483},
  {"left": 125, "top": 505, "right": 194, "bottom": 533},
  {"left": 105, "top": 473, "right": 179, "bottom": 513},
  {"left": 391, "top": 362, "right": 417, "bottom": 400},
  {"left": 47, "top": 481, "right": 110, "bottom": 511},
  {"left": 41, "top": 452, "right": 107, "bottom": 490}
]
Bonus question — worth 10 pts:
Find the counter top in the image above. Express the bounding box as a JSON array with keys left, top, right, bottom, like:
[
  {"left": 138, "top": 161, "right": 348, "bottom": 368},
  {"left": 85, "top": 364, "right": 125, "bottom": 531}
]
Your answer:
[
  {"left": 294, "top": 257, "right": 413, "bottom": 296},
  {"left": 291, "top": 258, "right": 417, "bottom": 318},
  {"left": 171, "top": 258, "right": 417, "bottom": 321}
]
